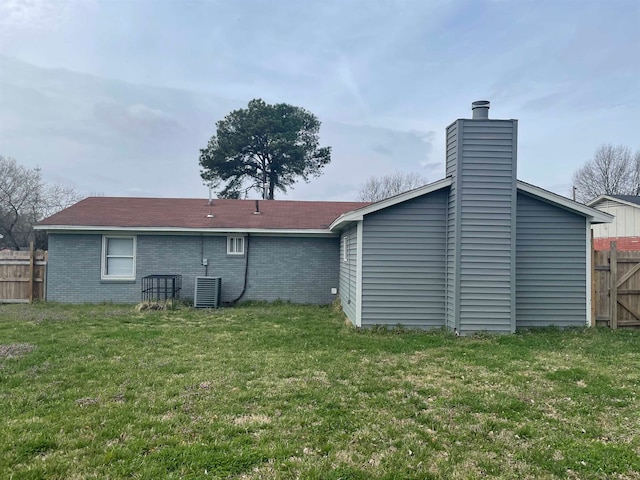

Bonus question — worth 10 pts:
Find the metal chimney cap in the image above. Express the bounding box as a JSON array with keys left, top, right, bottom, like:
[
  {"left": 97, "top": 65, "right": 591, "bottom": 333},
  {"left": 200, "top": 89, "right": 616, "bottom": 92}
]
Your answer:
[{"left": 472, "top": 100, "right": 490, "bottom": 119}]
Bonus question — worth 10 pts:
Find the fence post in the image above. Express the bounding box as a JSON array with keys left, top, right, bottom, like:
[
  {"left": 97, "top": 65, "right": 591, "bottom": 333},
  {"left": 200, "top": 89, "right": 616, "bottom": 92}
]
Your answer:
[
  {"left": 28, "top": 241, "right": 35, "bottom": 303},
  {"left": 591, "top": 230, "right": 596, "bottom": 327},
  {"left": 44, "top": 251, "right": 48, "bottom": 301},
  {"left": 610, "top": 240, "right": 617, "bottom": 330}
]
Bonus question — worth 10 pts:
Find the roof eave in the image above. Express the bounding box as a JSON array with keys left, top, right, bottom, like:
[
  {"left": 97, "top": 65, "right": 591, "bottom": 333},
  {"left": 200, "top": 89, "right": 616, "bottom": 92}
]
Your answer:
[
  {"left": 33, "top": 225, "right": 337, "bottom": 236},
  {"left": 517, "top": 182, "right": 614, "bottom": 224},
  {"left": 329, "top": 177, "right": 453, "bottom": 231},
  {"left": 587, "top": 194, "right": 640, "bottom": 210}
]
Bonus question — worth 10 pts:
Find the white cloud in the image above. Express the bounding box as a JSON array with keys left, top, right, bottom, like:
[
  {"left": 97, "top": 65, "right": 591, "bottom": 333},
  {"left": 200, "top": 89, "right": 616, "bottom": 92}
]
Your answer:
[
  {"left": 0, "top": 0, "right": 76, "bottom": 37},
  {"left": 93, "top": 102, "right": 182, "bottom": 138},
  {"left": 335, "top": 54, "right": 369, "bottom": 120}
]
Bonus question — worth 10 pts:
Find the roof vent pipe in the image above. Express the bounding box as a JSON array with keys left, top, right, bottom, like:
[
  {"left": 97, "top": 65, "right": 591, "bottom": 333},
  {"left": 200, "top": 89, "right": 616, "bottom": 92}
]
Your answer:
[{"left": 471, "top": 100, "right": 490, "bottom": 119}]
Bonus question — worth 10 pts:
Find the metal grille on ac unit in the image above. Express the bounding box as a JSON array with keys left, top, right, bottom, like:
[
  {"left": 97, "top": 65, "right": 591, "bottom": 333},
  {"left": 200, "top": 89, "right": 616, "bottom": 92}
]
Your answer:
[{"left": 194, "top": 276, "right": 222, "bottom": 308}]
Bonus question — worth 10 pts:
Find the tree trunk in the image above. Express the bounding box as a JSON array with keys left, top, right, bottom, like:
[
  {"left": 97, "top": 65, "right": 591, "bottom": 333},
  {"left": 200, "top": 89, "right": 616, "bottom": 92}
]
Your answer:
[
  {"left": 268, "top": 176, "right": 276, "bottom": 200},
  {"left": 262, "top": 169, "right": 268, "bottom": 200}
]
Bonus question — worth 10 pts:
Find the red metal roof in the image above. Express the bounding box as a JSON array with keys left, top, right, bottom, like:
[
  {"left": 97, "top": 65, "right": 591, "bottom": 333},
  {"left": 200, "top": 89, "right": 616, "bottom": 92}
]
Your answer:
[{"left": 37, "top": 197, "right": 369, "bottom": 231}]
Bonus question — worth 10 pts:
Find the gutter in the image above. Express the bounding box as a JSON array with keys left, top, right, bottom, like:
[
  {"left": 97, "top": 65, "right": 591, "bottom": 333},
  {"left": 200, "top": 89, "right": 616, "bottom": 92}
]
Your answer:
[{"left": 33, "top": 225, "right": 338, "bottom": 237}]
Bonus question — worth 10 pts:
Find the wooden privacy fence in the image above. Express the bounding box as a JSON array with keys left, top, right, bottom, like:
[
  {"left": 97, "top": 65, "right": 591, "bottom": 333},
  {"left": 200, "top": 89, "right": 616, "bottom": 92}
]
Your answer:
[
  {"left": 594, "top": 241, "right": 640, "bottom": 329},
  {"left": 0, "top": 243, "right": 47, "bottom": 303}
]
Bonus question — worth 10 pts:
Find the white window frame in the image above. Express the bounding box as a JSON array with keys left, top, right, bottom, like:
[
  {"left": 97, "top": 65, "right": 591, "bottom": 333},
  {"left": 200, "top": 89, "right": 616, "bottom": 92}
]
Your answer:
[
  {"left": 227, "top": 236, "right": 245, "bottom": 255},
  {"left": 101, "top": 235, "right": 136, "bottom": 280},
  {"left": 342, "top": 235, "right": 349, "bottom": 262}
]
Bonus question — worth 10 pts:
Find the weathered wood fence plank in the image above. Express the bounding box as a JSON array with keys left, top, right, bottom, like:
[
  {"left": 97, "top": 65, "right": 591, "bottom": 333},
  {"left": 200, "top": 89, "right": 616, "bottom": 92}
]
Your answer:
[
  {"left": 610, "top": 242, "right": 618, "bottom": 329},
  {"left": 594, "top": 242, "right": 640, "bottom": 329},
  {"left": 0, "top": 245, "right": 47, "bottom": 303}
]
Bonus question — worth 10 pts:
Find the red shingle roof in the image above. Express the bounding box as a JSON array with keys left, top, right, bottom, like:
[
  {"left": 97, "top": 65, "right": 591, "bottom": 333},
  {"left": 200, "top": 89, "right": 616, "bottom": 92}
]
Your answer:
[{"left": 37, "top": 197, "right": 369, "bottom": 231}]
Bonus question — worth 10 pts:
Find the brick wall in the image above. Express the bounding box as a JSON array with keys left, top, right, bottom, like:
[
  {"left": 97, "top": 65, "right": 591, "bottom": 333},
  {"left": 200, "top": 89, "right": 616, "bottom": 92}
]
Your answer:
[
  {"left": 47, "top": 233, "right": 340, "bottom": 304},
  {"left": 594, "top": 236, "right": 640, "bottom": 251}
]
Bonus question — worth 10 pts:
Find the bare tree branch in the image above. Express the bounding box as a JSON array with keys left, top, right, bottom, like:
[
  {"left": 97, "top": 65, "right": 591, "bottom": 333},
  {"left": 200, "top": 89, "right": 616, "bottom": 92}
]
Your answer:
[
  {"left": 572, "top": 144, "right": 640, "bottom": 203},
  {"left": 357, "top": 171, "right": 428, "bottom": 202},
  {"left": 0, "top": 156, "right": 81, "bottom": 250}
]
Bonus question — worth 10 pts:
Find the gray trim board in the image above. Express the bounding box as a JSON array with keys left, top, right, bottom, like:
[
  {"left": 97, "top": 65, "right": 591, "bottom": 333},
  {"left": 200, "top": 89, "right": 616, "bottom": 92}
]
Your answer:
[{"left": 510, "top": 120, "right": 519, "bottom": 333}]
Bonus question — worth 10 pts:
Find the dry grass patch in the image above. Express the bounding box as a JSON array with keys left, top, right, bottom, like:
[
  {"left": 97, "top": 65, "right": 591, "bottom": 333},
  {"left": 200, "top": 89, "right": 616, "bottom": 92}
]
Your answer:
[
  {"left": 0, "top": 343, "right": 35, "bottom": 359},
  {"left": 233, "top": 414, "right": 273, "bottom": 426}
]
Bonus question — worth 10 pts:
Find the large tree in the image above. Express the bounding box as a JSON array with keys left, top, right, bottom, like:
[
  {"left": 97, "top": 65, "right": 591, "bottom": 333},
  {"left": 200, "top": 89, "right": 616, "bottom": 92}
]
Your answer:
[
  {"left": 572, "top": 144, "right": 640, "bottom": 203},
  {"left": 199, "top": 99, "right": 331, "bottom": 200},
  {"left": 0, "top": 156, "right": 81, "bottom": 250},
  {"left": 357, "top": 171, "right": 428, "bottom": 202}
]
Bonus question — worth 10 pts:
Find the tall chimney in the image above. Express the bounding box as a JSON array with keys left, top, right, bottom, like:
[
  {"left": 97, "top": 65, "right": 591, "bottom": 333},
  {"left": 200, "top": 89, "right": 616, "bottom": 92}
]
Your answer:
[
  {"left": 445, "top": 101, "right": 518, "bottom": 335},
  {"left": 471, "top": 100, "right": 490, "bottom": 119}
]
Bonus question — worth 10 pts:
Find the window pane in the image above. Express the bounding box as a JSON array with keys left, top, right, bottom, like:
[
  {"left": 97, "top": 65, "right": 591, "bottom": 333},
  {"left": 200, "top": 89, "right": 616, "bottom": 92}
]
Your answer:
[
  {"left": 107, "top": 238, "right": 133, "bottom": 256},
  {"left": 228, "top": 237, "right": 243, "bottom": 254},
  {"left": 107, "top": 257, "right": 133, "bottom": 276}
]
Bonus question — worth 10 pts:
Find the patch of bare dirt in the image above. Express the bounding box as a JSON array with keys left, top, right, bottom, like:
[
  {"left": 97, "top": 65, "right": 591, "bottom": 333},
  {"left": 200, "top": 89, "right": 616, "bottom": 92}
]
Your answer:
[
  {"left": 233, "top": 414, "right": 272, "bottom": 426},
  {"left": 75, "top": 397, "right": 100, "bottom": 407},
  {"left": 0, "top": 343, "right": 35, "bottom": 359}
]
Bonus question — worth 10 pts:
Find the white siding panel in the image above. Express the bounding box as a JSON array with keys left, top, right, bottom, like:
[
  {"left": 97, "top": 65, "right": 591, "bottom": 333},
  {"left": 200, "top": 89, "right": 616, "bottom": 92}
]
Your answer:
[{"left": 591, "top": 201, "right": 640, "bottom": 239}]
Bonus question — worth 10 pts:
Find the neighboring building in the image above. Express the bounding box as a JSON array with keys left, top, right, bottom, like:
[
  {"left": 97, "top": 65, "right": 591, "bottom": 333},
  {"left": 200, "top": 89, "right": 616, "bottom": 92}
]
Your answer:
[
  {"left": 36, "top": 101, "right": 612, "bottom": 334},
  {"left": 588, "top": 195, "right": 640, "bottom": 250}
]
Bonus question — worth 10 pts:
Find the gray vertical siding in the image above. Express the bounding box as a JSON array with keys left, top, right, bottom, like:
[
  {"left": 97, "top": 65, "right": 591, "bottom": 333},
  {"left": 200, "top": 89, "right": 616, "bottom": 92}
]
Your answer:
[
  {"left": 516, "top": 193, "right": 587, "bottom": 327},
  {"left": 47, "top": 233, "right": 339, "bottom": 304},
  {"left": 448, "top": 119, "right": 518, "bottom": 334},
  {"left": 339, "top": 225, "right": 358, "bottom": 324},
  {"left": 361, "top": 190, "right": 447, "bottom": 328}
]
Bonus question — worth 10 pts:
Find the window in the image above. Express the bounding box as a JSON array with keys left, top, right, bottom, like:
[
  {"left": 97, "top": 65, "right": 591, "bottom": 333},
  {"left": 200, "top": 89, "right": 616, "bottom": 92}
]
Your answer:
[
  {"left": 342, "top": 235, "right": 348, "bottom": 262},
  {"left": 102, "top": 236, "right": 136, "bottom": 280},
  {"left": 227, "top": 236, "right": 245, "bottom": 255}
]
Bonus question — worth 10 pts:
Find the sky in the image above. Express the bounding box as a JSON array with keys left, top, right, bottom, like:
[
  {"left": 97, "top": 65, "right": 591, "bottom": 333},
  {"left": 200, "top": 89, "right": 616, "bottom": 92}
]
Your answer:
[{"left": 0, "top": 0, "right": 638, "bottom": 201}]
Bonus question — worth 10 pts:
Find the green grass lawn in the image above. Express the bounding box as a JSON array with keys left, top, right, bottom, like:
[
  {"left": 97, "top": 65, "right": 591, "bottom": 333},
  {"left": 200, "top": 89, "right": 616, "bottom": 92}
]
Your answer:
[{"left": 1, "top": 302, "right": 639, "bottom": 479}]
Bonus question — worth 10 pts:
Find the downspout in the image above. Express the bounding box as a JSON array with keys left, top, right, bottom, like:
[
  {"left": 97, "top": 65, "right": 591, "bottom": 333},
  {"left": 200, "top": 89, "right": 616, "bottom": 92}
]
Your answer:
[{"left": 228, "top": 233, "right": 250, "bottom": 304}]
